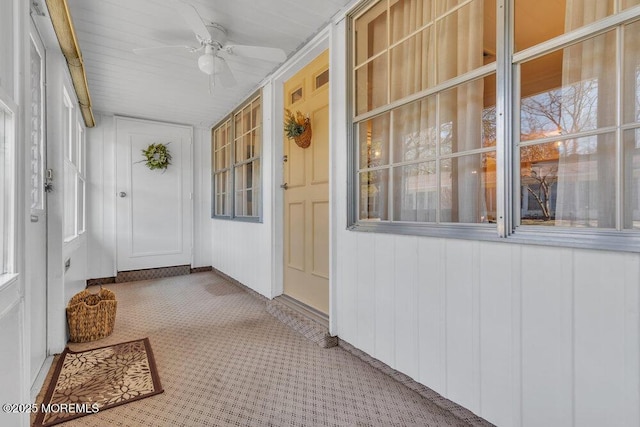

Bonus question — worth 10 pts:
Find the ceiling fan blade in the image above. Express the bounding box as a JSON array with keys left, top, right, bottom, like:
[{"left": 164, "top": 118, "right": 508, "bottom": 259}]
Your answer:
[
  {"left": 225, "top": 44, "right": 287, "bottom": 63},
  {"left": 133, "top": 45, "right": 195, "bottom": 55},
  {"left": 174, "top": 1, "right": 212, "bottom": 42},
  {"left": 214, "top": 56, "right": 237, "bottom": 87}
]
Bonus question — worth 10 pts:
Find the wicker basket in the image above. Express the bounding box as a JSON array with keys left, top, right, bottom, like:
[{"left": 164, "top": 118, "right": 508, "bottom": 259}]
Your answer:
[
  {"left": 66, "top": 287, "right": 117, "bottom": 343},
  {"left": 294, "top": 118, "right": 312, "bottom": 148}
]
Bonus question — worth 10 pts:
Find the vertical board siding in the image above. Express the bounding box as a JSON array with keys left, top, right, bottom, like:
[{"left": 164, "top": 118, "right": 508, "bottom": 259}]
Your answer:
[
  {"left": 417, "top": 238, "right": 444, "bottom": 394},
  {"left": 520, "top": 246, "right": 574, "bottom": 427},
  {"left": 335, "top": 232, "right": 640, "bottom": 427},
  {"left": 444, "top": 239, "right": 478, "bottom": 412},
  {"left": 573, "top": 252, "right": 626, "bottom": 427},
  {"left": 394, "top": 235, "right": 419, "bottom": 379},
  {"left": 356, "top": 233, "right": 376, "bottom": 356},
  {"left": 623, "top": 255, "right": 640, "bottom": 427},
  {"left": 374, "top": 234, "right": 396, "bottom": 367},
  {"left": 211, "top": 221, "right": 272, "bottom": 297},
  {"left": 340, "top": 231, "right": 359, "bottom": 344},
  {"left": 479, "top": 243, "right": 513, "bottom": 426}
]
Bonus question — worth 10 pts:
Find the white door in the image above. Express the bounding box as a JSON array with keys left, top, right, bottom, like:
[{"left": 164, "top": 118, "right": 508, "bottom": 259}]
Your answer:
[
  {"left": 28, "top": 22, "right": 48, "bottom": 385},
  {"left": 115, "top": 117, "right": 193, "bottom": 271}
]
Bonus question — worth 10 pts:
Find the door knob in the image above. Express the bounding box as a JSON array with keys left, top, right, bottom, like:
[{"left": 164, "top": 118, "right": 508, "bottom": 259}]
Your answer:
[
  {"left": 119, "top": 191, "right": 127, "bottom": 198},
  {"left": 280, "top": 183, "right": 288, "bottom": 190}
]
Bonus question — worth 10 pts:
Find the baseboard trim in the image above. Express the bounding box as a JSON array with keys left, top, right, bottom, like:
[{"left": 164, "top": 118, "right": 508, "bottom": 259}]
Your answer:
[
  {"left": 338, "top": 339, "right": 495, "bottom": 427},
  {"left": 87, "top": 265, "right": 213, "bottom": 286}
]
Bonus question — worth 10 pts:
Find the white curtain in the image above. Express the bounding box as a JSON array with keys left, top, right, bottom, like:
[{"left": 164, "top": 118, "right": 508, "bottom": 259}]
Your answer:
[
  {"left": 555, "top": 0, "right": 616, "bottom": 227},
  {"left": 437, "top": 0, "right": 485, "bottom": 223},
  {"left": 390, "top": 0, "right": 435, "bottom": 221}
]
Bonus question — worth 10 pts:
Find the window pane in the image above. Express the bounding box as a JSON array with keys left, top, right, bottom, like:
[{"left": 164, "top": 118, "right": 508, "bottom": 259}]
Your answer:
[
  {"left": 246, "top": 162, "right": 253, "bottom": 189},
  {"left": 390, "top": 28, "right": 434, "bottom": 102},
  {"left": 440, "top": 152, "right": 496, "bottom": 223},
  {"left": 624, "top": 128, "right": 640, "bottom": 229},
  {"left": 30, "top": 41, "right": 45, "bottom": 212},
  {"left": 359, "top": 113, "right": 390, "bottom": 168},
  {"left": 393, "top": 162, "right": 437, "bottom": 222},
  {"left": 520, "top": 31, "right": 616, "bottom": 142},
  {"left": 624, "top": 20, "right": 640, "bottom": 125},
  {"left": 63, "top": 162, "right": 76, "bottom": 240},
  {"left": 77, "top": 178, "right": 85, "bottom": 233},
  {"left": 440, "top": 75, "right": 496, "bottom": 153},
  {"left": 390, "top": 0, "right": 432, "bottom": 44},
  {"left": 392, "top": 97, "right": 436, "bottom": 162},
  {"left": 436, "top": 0, "right": 494, "bottom": 84},
  {"left": 253, "top": 160, "right": 261, "bottom": 218},
  {"left": 252, "top": 129, "right": 260, "bottom": 157},
  {"left": 360, "top": 169, "right": 389, "bottom": 220},
  {"left": 235, "top": 135, "right": 243, "bottom": 162},
  {"left": 244, "top": 134, "right": 252, "bottom": 160},
  {"left": 251, "top": 101, "right": 260, "bottom": 129},
  {"left": 0, "top": 107, "right": 9, "bottom": 273},
  {"left": 213, "top": 95, "right": 261, "bottom": 219},
  {"left": 243, "top": 106, "right": 251, "bottom": 134},
  {"left": 234, "top": 114, "right": 242, "bottom": 140},
  {"left": 356, "top": 54, "right": 388, "bottom": 115},
  {"left": 515, "top": 0, "right": 615, "bottom": 52},
  {"left": 355, "top": 1, "right": 387, "bottom": 65},
  {"left": 235, "top": 165, "right": 244, "bottom": 191},
  {"left": 235, "top": 190, "right": 243, "bottom": 216},
  {"left": 315, "top": 69, "right": 329, "bottom": 89},
  {"left": 520, "top": 134, "right": 616, "bottom": 228}
]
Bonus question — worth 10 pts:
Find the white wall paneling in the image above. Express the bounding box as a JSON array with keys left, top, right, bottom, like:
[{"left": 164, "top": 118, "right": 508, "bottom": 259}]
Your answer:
[
  {"left": 86, "top": 116, "right": 214, "bottom": 277},
  {"left": 0, "top": 281, "right": 26, "bottom": 427},
  {"left": 193, "top": 127, "right": 212, "bottom": 268},
  {"left": 87, "top": 113, "right": 117, "bottom": 278},
  {"left": 334, "top": 229, "right": 640, "bottom": 427}
]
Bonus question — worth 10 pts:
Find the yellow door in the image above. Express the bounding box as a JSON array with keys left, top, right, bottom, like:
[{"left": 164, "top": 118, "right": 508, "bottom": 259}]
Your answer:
[{"left": 283, "top": 50, "right": 330, "bottom": 314}]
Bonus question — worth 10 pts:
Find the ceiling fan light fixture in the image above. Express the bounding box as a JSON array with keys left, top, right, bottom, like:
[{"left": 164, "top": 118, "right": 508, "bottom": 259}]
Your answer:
[{"left": 198, "top": 52, "right": 215, "bottom": 75}]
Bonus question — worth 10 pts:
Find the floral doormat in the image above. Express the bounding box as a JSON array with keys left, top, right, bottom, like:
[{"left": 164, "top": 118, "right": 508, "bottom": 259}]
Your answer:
[{"left": 33, "top": 338, "right": 163, "bottom": 426}]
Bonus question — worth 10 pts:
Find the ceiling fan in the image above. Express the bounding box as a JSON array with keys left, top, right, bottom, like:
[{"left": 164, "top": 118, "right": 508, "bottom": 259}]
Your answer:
[{"left": 133, "top": 1, "right": 287, "bottom": 91}]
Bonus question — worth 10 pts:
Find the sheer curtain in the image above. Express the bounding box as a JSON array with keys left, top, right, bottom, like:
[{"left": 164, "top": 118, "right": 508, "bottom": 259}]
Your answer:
[
  {"left": 555, "top": 0, "right": 616, "bottom": 227},
  {"left": 390, "top": 0, "right": 435, "bottom": 221},
  {"left": 437, "top": 0, "right": 485, "bottom": 223}
]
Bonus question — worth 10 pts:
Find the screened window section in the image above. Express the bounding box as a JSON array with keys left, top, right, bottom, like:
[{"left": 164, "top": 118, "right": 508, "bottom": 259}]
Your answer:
[
  {"left": 62, "top": 89, "right": 86, "bottom": 242},
  {"left": 212, "top": 94, "right": 262, "bottom": 220},
  {"left": 0, "top": 101, "right": 15, "bottom": 276},
  {"left": 351, "top": 0, "right": 640, "bottom": 245},
  {"left": 354, "top": 0, "right": 498, "bottom": 225},
  {"left": 515, "top": 1, "right": 640, "bottom": 230}
]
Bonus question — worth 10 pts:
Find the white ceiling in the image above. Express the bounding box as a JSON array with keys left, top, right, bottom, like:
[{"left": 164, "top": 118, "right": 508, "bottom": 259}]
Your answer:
[{"left": 63, "top": 0, "right": 352, "bottom": 127}]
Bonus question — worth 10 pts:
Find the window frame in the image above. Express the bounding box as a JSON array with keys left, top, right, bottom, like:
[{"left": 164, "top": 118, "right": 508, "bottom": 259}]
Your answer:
[
  {"left": 62, "top": 87, "right": 86, "bottom": 243},
  {"left": 346, "top": 0, "right": 640, "bottom": 253},
  {"left": 211, "top": 89, "right": 263, "bottom": 222},
  {"left": 0, "top": 91, "right": 17, "bottom": 280}
]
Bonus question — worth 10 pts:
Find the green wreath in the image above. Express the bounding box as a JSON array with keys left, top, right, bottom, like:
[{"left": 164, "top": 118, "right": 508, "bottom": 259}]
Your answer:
[{"left": 141, "top": 143, "right": 172, "bottom": 171}]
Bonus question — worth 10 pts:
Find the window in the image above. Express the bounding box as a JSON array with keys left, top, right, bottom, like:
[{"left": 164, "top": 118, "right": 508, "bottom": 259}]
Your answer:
[
  {"left": 515, "top": 3, "right": 640, "bottom": 230},
  {"left": 0, "top": 98, "right": 16, "bottom": 275},
  {"left": 353, "top": 0, "right": 497, "bottom": 226},
  {"left": 349, "top": 0, "right": 640, "bottom": 250},
  {"left": 212, "top": 92, "right": 262, "bottom": 220},
  {"left": 63, "top": 88, "right": 86, "bottom": 242}
]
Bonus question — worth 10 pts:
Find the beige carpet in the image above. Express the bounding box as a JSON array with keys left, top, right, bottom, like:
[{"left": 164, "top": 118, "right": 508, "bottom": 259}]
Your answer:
[
  {"left": 33, "top": 338, "right": 162, "bottom": 426},
  {"left": 35, "top": 272, "right": 477, "bottom": 426}
]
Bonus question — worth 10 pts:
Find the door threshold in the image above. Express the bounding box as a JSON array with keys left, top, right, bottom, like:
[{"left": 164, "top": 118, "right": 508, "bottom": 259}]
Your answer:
[
  {"left": 276, "top": 295, "right": 329, "bottom": 328},
  {"left": 267, "top": 296, "right": 336, "bottom": 348}
]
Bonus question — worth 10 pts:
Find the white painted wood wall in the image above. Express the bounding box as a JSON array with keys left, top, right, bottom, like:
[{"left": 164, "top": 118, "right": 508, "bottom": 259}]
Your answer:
[
  {"left": 86, "top": 118, "right": 212, "bottom": 278},
  {"left": 209, "top": 84, "right": 275, "bottom": 298}
]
